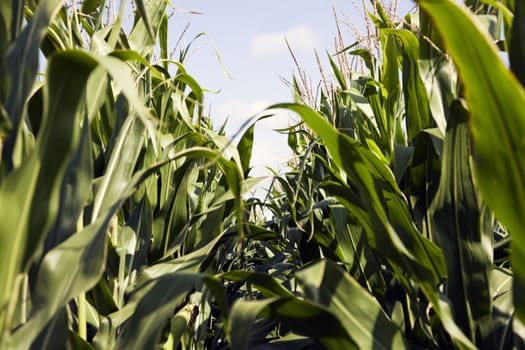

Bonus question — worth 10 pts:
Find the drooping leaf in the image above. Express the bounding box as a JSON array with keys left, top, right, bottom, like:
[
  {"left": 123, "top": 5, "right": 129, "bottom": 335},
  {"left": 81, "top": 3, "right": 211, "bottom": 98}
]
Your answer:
[
  {"left": 229, "top": 297, "right": 357, "bottom": 350},
  {"left": 229, "top": 298, "right": 277, "bottom": 350},
  {"left": 296, "top": 260, "right": 406, "bottom": 350}
]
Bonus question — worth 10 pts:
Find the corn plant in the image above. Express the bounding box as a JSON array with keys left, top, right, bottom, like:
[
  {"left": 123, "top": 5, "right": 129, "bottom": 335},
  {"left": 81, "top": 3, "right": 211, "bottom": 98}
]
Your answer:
[
  {"left": 0, "top": 1, "right": 258, "bottom": 348},
  {"left": 1, "top": 0, "right": 525, "bottom": 349},
  {"left": 227, "top": 0, "right": 525, "bottom": 349}
]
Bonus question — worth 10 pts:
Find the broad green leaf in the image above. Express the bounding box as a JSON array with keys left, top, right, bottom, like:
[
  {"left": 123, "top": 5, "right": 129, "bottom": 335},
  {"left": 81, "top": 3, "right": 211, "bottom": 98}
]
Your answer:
[
  {"left": 381, "top": 34, "right": 401, "bottom": 139},
  {"left": 133, "top": 0, "right": 155, "bottom": 41},
  {"left": 30, "top": 307, "right": 69, "bottom": 350},
  {"left": 221, "top": 271, "right": 295, "bottom": 298},
  {"left": 126, "top": 197, "right": 153, "bottom": 274},
  {"left": 159, "top": 13, "right": 168, "bottom": 70},
  {"left": 418, "top": 0, "right": 525, "bottom": 326},
  {"left": 81, "top": 0, "right": 101, "bottom": 14},
  {"left": 429, "top": 100, "right": 494, "bottom": 347},
  {"left": 326, "top": 204, "right": 386, "bottom": 297},
  {"left": 128, "top": 0, "right": 166, "bottom": 57},
  {"left": 3, "top": 0, "right": 66, "bottom": 168},
  {"left": 296, "top": 260, "right": 406, "bottom": 350},
  {"left": 140, "top": 228, "right": 236, "bottom": 282},
  {"left": 418, "top": 8, "right": 456, "bottom": 136},
  {"left": 229, "top": 298, "right": 277, "bottom": 350},
  {"left": 0, "top": 51, "right": 97, "bottom": 339},
  {"left": 328, "top": 53, "right": 347, "bottom": 90},
  {"left": 363, "top": 80, "right": 389, "bottom": 154},
  {"left": 163, "top": 163, "right": 195, "bottom": 253},
  {"left": 114, "top": 273, "right": 203, "bottom": 350},
  {"left": 44, "top": 117, "right": 93, "bottom": 252},
  {"left": 373, "top": 0, "right": 393, "bottom": 28},
  {"left": 6, "top": 213, "right": 114, "bottom": 349},
  {"left": 382, "top": 29, "right": 432, "bottom": 142},
  {"left": 88, "top": 54, "right": 157, "bottom": 153},
  {"left": 91, "top": 114, "right": 144, "bottom": 221},
  {"left": 229, "top": 297, "right": 357, "bottom": 350}
]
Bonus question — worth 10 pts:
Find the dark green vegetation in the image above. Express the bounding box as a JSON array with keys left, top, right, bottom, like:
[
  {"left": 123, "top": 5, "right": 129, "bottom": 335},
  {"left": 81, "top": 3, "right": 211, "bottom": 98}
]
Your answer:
[{"left": 0, "top": 0, "right": 524, "bottom": 349}]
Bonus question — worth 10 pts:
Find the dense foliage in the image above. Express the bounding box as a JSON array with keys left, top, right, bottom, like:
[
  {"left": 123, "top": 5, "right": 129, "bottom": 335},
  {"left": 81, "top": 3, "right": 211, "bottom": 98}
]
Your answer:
[{"left": 0, "top": 0, "right": 524, "bottom": 349}]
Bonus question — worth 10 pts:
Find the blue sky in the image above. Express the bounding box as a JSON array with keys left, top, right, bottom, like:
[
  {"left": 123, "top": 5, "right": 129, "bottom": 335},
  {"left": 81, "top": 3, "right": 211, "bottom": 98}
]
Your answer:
[{"left": 167, "top": 1, "right": 414, "bottom": 181}]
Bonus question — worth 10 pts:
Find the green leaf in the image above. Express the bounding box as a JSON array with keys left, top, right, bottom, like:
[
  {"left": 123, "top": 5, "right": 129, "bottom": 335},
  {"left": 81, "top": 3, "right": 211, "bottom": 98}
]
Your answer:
[
  {"left": 81, "top": 0, "right": 102, "bottom": 14},
  {"left": 381, "top": 34, "right": 401, "bottom": 138},
  {"left": 0, "top": 51, "right": 97, "bottom": 339},
  {"left": 328, "top": 53, "right": 347, "bottom": 90},
  {"left": 114, "top": 273, "right": 203, "bottom": 349},
  {"left": 3, "top": 0, "right": 66, "bottom": 168},
  {"left": 229, "top": 297, "right": 357, "bottom": 350},
  {"left": 237, "top": 123, "right": 255, "bottom": 178},
  {"left": 271, "top": 102, "right": 475, "bottom": 349},
  {"left": 91, "top": 114, "right": 145, "bottom": 221},
  {"left": 270, "top": 103, "right": 445, "bottom": 288},
  {"left": 418, "top": 0, "right": 525, "bottom": 326},
  {"left": 429, "top": 100, "right": 494, "bottom": 347},
  {"left": 510, "top": 0, "right": 525, "bottom": 86},
  {"left": 382, "top": 29, "right": 432, "bottom": 142},
  {"left": 159, "top": 13, "right": 168, "bottom": 70},
  {"left": 6, "top": 213, "right": 113, "bottom": 349},
  {"left": 229, "top": 298, "right": 277, "bottom": 350},
  {"left": 296, "top": 260, "right": 406, "bottom": 350},
  {"left": 44, "top": 117, "right": 93, "bottom": 252},
  {"left": 133, "top": 0, "right": 155, "bottom": 41},
  {"left": 31, "top": 307, "right": 69, "bottom": 350},
  {"left": 221, "top": 271, "right": 295, "bottom": 298},
  {"left": 128, "top": 0, "right": 166, "bottom": 57}
]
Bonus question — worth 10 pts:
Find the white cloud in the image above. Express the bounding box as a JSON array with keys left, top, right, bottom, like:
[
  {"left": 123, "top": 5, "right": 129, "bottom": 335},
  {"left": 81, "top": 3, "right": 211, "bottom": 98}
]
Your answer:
[{"left": 250, "top": 25, "right": 322, "bottom": 58}]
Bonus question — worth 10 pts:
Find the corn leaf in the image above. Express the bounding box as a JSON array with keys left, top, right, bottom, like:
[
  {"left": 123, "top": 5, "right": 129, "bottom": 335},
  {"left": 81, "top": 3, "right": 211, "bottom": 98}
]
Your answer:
[
  {"left": 6, "top": 214, "right": 113, "bottom": 350},
  {"left": 3, "top": 0, "right": 65, "bottom": 168},
  {"left": 510, "top": 0, "right": 525, "bottom": 86},
  {"left": 229, "top": 297, "right": 357, "bottom": 350},
  {"left": 295, "top": 260, "right": 406, "bottom": 350},
  {"left": 429, "top": 99, "right": 494, "bottom": 347},
  {"left": 271, "top": 103, "right": 445, "bottom": 287},
  {"left": 128, "top": 0, "right": 166, "bottom": 57},
  {"left": 115, "top": 273, "right": 203, "bottom": 349},
  {"left": 44, "top": 117, "right": 93, "bottom": 252},
  {"left": 418, "top": 0, "right": 525, "bottom": 325},
  {"left": 382, "top": 29, "right": 432, "bottom": 142},
  {"left": 0, "top": 51, "right": 97, "bottom": 339},
  {"left": 272, "top": 102, "right": 476, "bottom": 349}
]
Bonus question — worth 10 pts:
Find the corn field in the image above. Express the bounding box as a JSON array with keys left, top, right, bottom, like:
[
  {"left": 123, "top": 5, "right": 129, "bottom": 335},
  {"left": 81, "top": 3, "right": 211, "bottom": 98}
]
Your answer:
[{"left": 0, "top": 0, "right": 524, "bottom": 349}]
